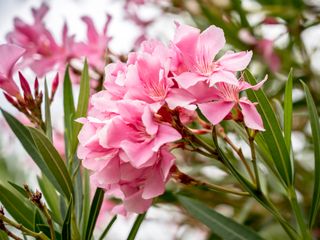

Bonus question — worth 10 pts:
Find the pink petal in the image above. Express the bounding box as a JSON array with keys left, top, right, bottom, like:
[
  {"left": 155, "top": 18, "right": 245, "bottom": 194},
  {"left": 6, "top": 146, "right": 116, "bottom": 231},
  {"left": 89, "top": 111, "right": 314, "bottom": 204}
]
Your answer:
[
  {"left": 209, "top": 70, "right": 238, "bottom": 86},
  {"left": 165, "top": 88, "right": 196, "bottom": 110},
  {"left": 198, "top": 100, "right": 235, "bottom": 125},
  {"left": 121, "top": 141, "right": 155, "bottom": 168},
  {"left": 186, "top": 81, "right": 220, "bottom": 103},
  {"left": 159, "top": 148, "right": 175, "bottom": 180},
  {"left": 82, "top": 16, "right": 99, "bottom": 43},
  {"left": 142, "top": 106, "right": 158, "bottom": 135},
  {"left": 92, "top": 157, "right": 120, "bottom": 185},
  {"left": 175, "top": 72, "right": 208, "bottom": 89},
  {"left": 173, "top": 23, "right": 200, "bottom": 46},
  {"left": 152, "top": 125, "right": 181, "bottom": 152},
  {"left": 124, "top": 190, "right": 152, "bottom": 213},
  {"left": 218, "top": 51, "right": 252, "bottom": 71},
  {"left": 197, "top": 25, "right": 225, "bottom": 65},
  {"left": 239, "top": 100, "right": 265, "bottom": 131},
  {"left": 142, "top": 169, "right": 165, "bottom": 199},
  {"left": 0, "top": 44, "right": 25, "bottom": 77},
  {"left": 239, "top": 75, "right": 268, "bottom": 91}
]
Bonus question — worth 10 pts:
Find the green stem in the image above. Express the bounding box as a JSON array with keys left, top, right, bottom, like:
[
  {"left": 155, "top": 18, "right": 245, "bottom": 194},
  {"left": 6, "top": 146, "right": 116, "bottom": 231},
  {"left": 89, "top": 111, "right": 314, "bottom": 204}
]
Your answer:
[
  {"left": 288, "top": 186, "right": 311, "bottom": 240},
  {"left": 172, "top": 166, "right": 250, "bottom": 197},
  {"left": 0, "top": 214, "right": 49, "bottom": 240},
  {"left": 99, "top": 216, "right": 117, "bottom": 240},
  {"left": 248, "top": 134, "right": 261, "bottom": 191},
  {"left": 127, "top": 213, "right": 146, "bottom": 240}
]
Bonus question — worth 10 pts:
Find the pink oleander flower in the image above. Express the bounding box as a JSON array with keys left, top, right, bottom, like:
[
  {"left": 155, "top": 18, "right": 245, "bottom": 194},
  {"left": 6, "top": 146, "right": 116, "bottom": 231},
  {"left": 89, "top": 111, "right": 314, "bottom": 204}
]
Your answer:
[
  {"left": 76, "top": 15, "right": 112, "bottom": 72},
  {"left": 122, "top": 40, "right": 195, "bottom": 110},
  {"left": 173, "top": 24, "right": 252, "bottom": 89},
  {"left": 197, "top": 78, "right": 267, "bottom": 131},
  {"left": 0, "top": 44, "right": 25, "bottom": 96},
  {"left": 78, "top": 95, "right": 181, "bottom": 213},
  {"left": 239, "top": 30, "right": 280, "bottom": 72},
  {"left": 6, "top": 3, "right": 77, "bottom": 77}
]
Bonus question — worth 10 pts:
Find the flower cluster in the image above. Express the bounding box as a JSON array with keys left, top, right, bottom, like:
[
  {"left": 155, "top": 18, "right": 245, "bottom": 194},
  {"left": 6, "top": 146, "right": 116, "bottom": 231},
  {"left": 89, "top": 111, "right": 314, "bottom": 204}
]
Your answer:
[
  {"left": 5, "top": 3, "right": 111, "bottom": 80},
  {"left": 78, "top": 23, "right": 266, "bottom": 214}
]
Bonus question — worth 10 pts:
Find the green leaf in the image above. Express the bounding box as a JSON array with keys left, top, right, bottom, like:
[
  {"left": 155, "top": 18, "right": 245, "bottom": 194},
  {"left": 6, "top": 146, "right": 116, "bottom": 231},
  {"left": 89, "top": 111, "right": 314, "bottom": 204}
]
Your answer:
[
  {"left": 1, "top": 110, "right": 62, "bottom": 194},
  {"left": 99, "top": 216, "right": 117, "bottom": 240},
  {"left": 37, "top": 176, "right": 63, "bottom": 225},
  {"left": 0, "top": 229, "right": 8, "bottom": 240},
  {"left": 212, "top": 132, "right": 298, "bottom": 239},
  {"left": 85, "top": 188, "right": 105, "bottom": 240},
  {"left": 8, "top": 182, "right": 28, "bottom": 198},
  {"left": 63, "top": 65, "right": 75, "bottom": 162},
  {"left": 29, "top": 127, "right": 73, "bottom": 200},
  {"left": 284, "top": 69, "right": 293, "bottom": 152},
  {"left": 37, "top": 224, "right": 62, "bottom": 240},
  {"left": 178, "top": 196, "right": 263, "bottom": 240},
  {"left": 62, "top": 198, "right": 73, "bottom": 240},
  {"left": 44, "top": 79, "right": 52, "bottom": 141},
  {"left": 302, "top": 82, "right": 320, "bottom": 228},
  {"left": 0, "top": 184, "right": 34, "bottom": 230},
  {"left": 81, "top": 170, "right": 90, "bottom": 238},
  {"left": 127, "top": 213, "right": 146, "bottom": 240},
  {"left": 244, "top": 70, "right": 293, "bottom": 186},
  {"left": 71, "top": 60, "right": 90, "bottom": 157},
  {"left": 34, "top": 209, "right": 45, "bottom": 232}
]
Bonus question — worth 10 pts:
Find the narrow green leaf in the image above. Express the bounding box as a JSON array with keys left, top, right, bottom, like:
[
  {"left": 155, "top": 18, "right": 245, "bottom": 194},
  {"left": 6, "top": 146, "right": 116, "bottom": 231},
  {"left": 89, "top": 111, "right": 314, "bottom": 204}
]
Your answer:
[
  {"left": 99, "top": 215, "right": 117, "bottom": 240},
  {"left": 37, "top": 176, "right": 63, "bottom": 225},
  {"left": 302, "top": 82, "right": 320, "bottom": 228},
  {"left": 244, "top": 70, "right": 293, "bottom": 186},
  {"left": 0, "top": 184, "right": 34, "bottom": 230},
  {"left": 212, "top": 132, "right": 298, "bottom": 239},
  {"left": 127, "top": 213, "right": 146, "bottom": 240},
  {"left": 71, "top": 60, "right": 90, "bottom": 157},
  {"left": 29, "top": 127, "right": 73, "bottom": 200},
  {"left": 62, "top": 199, "right": 73, "bottom": 240},
  {"left": 8, "top": 182, "right": 28, "bottom": 198},
  {"left": 44, "top": 79, "right": 52, "bottom": 141},
  {"left": 1, "top": 110, "right": 62, "bottom": 194},
  {"left": 34, "top": 209, "right": 45, "bottom": 232},
  {"left": 37, "top": 224, "right": 62, "bottom": 240},
  {"left": 85, "top": 188, "right": 105, "bottom": 240},
  {"left": 63, "top": 65, "right": 75, "bottom": 162},
  {"left": 179, "top": 196, "right": 263, "bottom": 240},
  {"left": 81, "top": 170, "right": 90, "bottom": 238},
  {"left": 284, "top": 69, "right": 293, "bottom": 152}
]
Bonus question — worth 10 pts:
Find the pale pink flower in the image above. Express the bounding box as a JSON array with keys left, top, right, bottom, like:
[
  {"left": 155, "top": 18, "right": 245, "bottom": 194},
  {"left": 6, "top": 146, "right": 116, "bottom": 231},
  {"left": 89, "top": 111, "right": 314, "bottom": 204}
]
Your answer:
[
  {"left": 76, "top": 15, "right": 112, "bottom": 72},
  {"left": 77, "top": 95, "right": 181, "bottom": 213},
  {"left": 0, "top": 44, "right": 25, "bottom": 96},
  {"left": 123, "top": 40, "right": 195, "bottom": 110},
  {"left": 238, "top": 30, "right": 280, "bottom": 72},
  {"left": 256, "top": 39, "right": 280, "bottom": 72},
  {"left": 173, "top": 24, "right": 252, "bottom": 89},
  {"left": 6, "top": 4, "right": 77, "bottom": 77},
  {"left": 197, "top": 78, "right": 267, "bottom": 131}
]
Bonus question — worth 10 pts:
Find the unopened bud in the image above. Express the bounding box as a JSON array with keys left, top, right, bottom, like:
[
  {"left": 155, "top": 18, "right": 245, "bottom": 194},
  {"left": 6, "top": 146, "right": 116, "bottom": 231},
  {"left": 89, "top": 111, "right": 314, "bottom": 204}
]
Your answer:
[
  {"left": 3, "top": 92, "right": 19, "bottom": 108},
  {"left": 51, "top": 73, "right": 59, "bottom": 101},
  {"left": 34, "top": 77, "right": 39, "bottom": 97},
  {"left": 19, "top": 72, "right": 32, "bottom": 98}
]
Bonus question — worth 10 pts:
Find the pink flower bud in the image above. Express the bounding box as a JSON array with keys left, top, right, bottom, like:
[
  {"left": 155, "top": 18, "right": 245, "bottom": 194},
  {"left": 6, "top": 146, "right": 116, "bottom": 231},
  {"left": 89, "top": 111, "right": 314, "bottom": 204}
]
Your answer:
[
  {"left": 34, "top": 77, "right": 39, "bottom": 97},
  {"left": 51, "top": 73, "right": 59, "bottom": 100},
  {"left": 3, "top": 92, "right": 19, "bottom": 108},
  {"left": 18, "top": 72, "right": 32, "bottom": 98}
]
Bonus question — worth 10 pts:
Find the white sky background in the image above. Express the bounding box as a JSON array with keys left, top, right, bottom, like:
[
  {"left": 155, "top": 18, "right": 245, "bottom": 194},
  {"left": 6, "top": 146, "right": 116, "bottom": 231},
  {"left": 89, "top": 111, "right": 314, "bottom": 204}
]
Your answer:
[{"left": 0, "top": 1, "right": 205, "bottom": 239}]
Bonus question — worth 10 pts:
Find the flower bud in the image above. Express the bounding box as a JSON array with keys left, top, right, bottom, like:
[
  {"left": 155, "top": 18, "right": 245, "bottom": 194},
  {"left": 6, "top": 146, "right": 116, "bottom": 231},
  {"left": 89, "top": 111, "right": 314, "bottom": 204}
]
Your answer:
[
  {"left": 51, "top": 73, "right": 59, "bottom": 100},
  {"left": 18, "top": 72, "right": 32, "bottom": 99}
]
